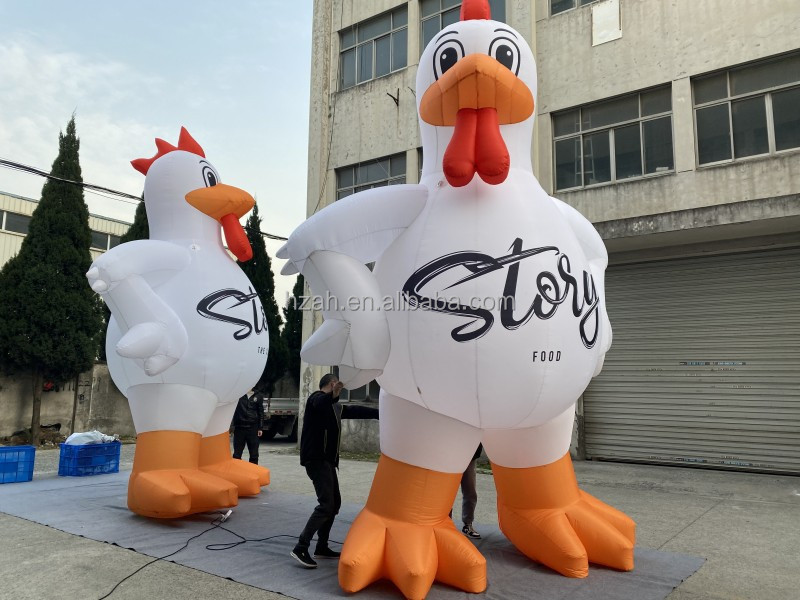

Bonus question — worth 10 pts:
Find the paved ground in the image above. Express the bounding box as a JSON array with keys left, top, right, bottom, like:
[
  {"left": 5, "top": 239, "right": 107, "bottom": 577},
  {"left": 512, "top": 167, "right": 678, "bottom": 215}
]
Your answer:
[{"left": 1, "top": 437, "right": 798, "bottom": 600}]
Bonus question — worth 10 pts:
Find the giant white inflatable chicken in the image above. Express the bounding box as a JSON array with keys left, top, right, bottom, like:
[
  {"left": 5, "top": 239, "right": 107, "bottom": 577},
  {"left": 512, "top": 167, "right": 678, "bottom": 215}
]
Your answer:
[
  {"left": 87, "top": 128, "right": 269, "bottom": 518},
  {"left": 279, "top": 1, "right": 634, "bottom": 597}
]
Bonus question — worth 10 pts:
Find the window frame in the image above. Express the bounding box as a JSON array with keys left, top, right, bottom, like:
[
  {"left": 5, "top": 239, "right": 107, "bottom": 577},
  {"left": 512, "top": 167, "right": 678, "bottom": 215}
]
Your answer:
[
  {"left": 332, "top": 366, "right": 381, "bottom": 403},
  {"left": 550, "top": 0, "right": 600, "bottom": 17},
  {"left": 420, "top": 0, "right": 506, "bottom": 52},
  {"left": 90, "top": 230, "right": 111, "bottom": 251},
  {"left": 552, "top": 86, "right": 675, "bottom": 192},
  {"left": 339, "top": 6, "right": 408, "bottom": 91},
  {"left": 2, "top": 210, "right": 32, "bottom": 235},
  {"left": 335, "top": 152, "right": 407, "bottom": 200},
  {"left": 692, "top": 55, "right": 800, "bottom": 167}
]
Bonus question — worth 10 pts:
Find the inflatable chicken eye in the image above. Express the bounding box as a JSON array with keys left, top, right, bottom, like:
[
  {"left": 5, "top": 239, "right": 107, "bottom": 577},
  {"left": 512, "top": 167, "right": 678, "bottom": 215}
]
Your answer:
[
  {"left": 433, "top": 35, "right": 465, "bottom": 79},
  {"left": 201, "top": 163, "right": 219, "bottom": 187},
  {"left": 489, "top": 32, "right": 521, "bottom": 75}
]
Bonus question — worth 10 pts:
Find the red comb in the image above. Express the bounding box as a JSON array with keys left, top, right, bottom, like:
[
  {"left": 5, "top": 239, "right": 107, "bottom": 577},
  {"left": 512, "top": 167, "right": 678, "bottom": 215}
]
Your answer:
[
  {"left": 461, "top": 0, "right": 491, "bottom": 20},
  {"left": 131, "top": 126, "right": 206, "bottom": 175}
]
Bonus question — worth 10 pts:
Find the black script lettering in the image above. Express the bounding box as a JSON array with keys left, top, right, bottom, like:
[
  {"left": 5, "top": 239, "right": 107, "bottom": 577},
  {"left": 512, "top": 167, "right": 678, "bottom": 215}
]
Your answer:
[
  {"left": 403, "top": 251, "right": 497, "bottom": 341},
  {"left": 196, "top": 287, "right": 265, "bottom": 341},
  {"left": 579, "top": 274, "right": 599, "bottom": 348},
  {"left": 403, "top": 238, "right": 601, "bottom": 347}
]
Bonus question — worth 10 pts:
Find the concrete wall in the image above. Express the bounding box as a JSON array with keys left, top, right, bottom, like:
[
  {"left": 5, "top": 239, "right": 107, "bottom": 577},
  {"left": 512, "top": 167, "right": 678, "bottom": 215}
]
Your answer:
[
  {"left": 340, "top": 416, "right": 380, "bottom": 454},
  {"left": 0, "top": 374, "right": 77, "bottom": 436},
  {"left": 0, "top": 363, "right": 135, "bottom": 439},
  {"left": 534, "top": 0, "right": 800, "bottom": 218},
  {"left": 73, "top": 364, "right": 136, "bottom": 438}
]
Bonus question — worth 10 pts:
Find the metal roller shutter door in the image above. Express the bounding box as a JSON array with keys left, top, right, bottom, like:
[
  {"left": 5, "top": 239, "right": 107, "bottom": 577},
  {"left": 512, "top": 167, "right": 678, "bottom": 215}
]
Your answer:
[{"left": 583, "top": 247, "right": 800, "bottom": 474}]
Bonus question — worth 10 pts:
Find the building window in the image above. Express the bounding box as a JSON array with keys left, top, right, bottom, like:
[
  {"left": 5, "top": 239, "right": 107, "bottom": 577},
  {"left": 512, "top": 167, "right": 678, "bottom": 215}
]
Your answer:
[
  {"left": 2, "top": 211, "right": 31, "bottom": 235},
  {"left": 109, "top": 234, "right": 121, "bottom": 249},
  {"left": 340, "top": 6, "right": 408, "bottom": 90},
  {"left": 332, "top": 366, "right": 381, "bottom": 403},
  {"left": 421, "top": 0, "right": 506, "bottom": 50},
  {"left": 693, "top": 52, "right": 800, "bottom": 166},
  {"left": 90, "top": 231, "right": 110, "bottom": 250},
  {"left": 552, "top": 86, "right": 674, "bottom": 191},
  {"left": 336, "top": 153, "right": 407, "bottom": 200},
  {"left": 551, "top": 0, "right": 599, "bottom": 16}
]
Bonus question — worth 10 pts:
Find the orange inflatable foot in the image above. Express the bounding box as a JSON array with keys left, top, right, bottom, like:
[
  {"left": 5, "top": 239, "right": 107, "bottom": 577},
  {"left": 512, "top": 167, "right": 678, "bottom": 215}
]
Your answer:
[
  {"left": 198, "top": 432, "right": 269, "bottom": 496},
  {"left": 492, "top": 453, "right": 635, "bottom": 578},
  {"left": 339, "top": 455, "right": 486, "bottom": 600},
  {"left": 128, "top": 430, "right": 238, "bottom": 519}
]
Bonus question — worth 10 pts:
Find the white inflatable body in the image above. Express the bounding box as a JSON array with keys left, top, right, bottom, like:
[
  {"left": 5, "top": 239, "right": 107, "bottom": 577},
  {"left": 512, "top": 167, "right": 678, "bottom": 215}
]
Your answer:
[
  {"left": 88, "top": 128, "right": 270, "bottom": 518},
  {"left": 376, "top": 173, "right": 605, "bottom": 430},
  {"left": 282, "top": 3, "right": 635, "bottom": 594},
  {"left": 97, "top": 146, "right": 267, "bottom": 437},
  {"left": 280, "top": 18, "right": 611, "bottom": 472}
]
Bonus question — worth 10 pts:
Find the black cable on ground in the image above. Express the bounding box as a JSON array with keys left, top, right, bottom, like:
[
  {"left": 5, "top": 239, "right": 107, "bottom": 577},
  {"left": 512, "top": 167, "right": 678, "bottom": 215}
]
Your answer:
[{"left": 96, "top": 511, "right": 342, "bottom": 599}]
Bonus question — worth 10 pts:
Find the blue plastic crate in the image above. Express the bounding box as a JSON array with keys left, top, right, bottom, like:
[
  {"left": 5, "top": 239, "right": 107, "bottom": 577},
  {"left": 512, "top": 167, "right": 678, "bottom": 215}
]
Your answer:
[
  {"left": 58, "top": 440, "right": 121, "bottom": 477},
  {"left": 0, "top": 445, "right": 35, "bottom": 483}
]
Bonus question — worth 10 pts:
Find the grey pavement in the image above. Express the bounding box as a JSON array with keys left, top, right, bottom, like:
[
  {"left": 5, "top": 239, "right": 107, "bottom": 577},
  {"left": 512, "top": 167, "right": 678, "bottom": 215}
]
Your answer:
[{"left": 1, "top": 439, "right": 798, "bottom": 600}]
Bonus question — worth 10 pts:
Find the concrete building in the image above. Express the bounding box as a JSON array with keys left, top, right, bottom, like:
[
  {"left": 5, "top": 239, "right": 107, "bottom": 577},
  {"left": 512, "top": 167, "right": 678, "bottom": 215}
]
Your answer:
[
  {"left": 0, "top": 190, "right": 131, "bottom": 268},
  {"left": 302, "top": 0, "right": 800, "bottom": 469}
]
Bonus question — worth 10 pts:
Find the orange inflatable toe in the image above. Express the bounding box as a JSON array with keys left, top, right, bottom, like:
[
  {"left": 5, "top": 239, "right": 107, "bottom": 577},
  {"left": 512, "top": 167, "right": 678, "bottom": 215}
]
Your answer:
[
  {"left": 493, "top": 453, "right": 635, "bottom": 577},
  {"left": 128, "top": 430, "right": 238, "bottom": 519},
  {"left": 198, "top": 431, "right": 270, "bottom": 496},
  {"left": 338, "top": 454, "right": 486, "bottom": 600}
]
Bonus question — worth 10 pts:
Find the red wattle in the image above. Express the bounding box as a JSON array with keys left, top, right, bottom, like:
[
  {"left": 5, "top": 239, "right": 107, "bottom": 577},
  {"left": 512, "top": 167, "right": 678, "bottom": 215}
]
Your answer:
[
  {"left": 443, "top": 109, "right": 478, "bottom": 187},
  {"left": 475, "top": 107, "right": 510, "bottom": 185},
  {"left": 221, "top": 213, "right": 253, "bottom": 262},
  {"left": 442, "top": 107, "right": 509, "bottom": 188}
]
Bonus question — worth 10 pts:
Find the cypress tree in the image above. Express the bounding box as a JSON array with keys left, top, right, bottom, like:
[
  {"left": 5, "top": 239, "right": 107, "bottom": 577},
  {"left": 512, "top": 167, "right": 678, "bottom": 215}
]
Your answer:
[
  {"left": 0, "top": 117, "right": 102, "bottom": 445},
  {"left": 121, "top": 195, "right": 149, "bottom": 243},
  {"left": 282, "top": 275, "right": 304, "bottom": 389},
  {"left": 237, "top": 202, "right": 288, "bottom": 397}
]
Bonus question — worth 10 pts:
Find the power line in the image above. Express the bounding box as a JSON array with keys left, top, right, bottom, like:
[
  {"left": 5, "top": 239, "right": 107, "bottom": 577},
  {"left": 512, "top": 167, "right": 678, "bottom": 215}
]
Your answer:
[
  {"left": 0, "top": 157, "right": 141, "bottom": 202},
  {"left": 0, "top": 157, "right": 289, "bottom": 242}
]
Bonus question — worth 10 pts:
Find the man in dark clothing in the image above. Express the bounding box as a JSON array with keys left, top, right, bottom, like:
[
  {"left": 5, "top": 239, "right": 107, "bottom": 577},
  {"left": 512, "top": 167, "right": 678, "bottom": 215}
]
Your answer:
[
  {"left": 231, "top": 388, "right": 264, "bottom": 465},
  {"left": 290, "top": 374, "right": 379, "bottom": 569},
  {"left": 459, "top": 444, "right": 483, "bottom": 539}
]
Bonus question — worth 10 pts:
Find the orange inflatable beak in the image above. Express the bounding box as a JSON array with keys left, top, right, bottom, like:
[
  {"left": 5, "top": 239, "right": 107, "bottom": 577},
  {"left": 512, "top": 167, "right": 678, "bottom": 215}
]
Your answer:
[
  {"left": 419, "top": 54, "right": 534, "bottom": 187},
  {"left": 185, "top": 183, "right": 255, "bottom": 262},
  {"left": 419, "top": 53, "right": 533, "bottom": 127}
]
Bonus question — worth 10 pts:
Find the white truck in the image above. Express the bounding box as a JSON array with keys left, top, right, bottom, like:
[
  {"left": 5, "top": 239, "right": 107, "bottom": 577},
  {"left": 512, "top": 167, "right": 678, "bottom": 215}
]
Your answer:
[{"left": 261, "top": 396, "right": 299, "bottom": 442}]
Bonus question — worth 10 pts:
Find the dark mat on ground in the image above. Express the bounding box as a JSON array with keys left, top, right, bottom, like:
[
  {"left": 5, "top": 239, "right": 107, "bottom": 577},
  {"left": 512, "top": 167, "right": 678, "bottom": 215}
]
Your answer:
[{"left": 0, "top": 471, "right": 704, "bottom": 599}]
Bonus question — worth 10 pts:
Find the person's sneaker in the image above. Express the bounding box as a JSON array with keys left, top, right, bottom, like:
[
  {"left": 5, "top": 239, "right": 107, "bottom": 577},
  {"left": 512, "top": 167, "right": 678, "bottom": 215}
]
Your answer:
[
  {"left": 313, "top": 546, "right": 341, "bottom": 559},
  {"left": 462, "top": 524, "right": 481, "bottom": 539},
  {"left": 290, "top": 547, "right": 317, "bottom": 568}
]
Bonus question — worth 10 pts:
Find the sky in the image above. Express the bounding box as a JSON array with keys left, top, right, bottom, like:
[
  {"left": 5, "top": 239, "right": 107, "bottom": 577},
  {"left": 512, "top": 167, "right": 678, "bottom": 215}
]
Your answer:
[{"left": 0, "top": 0, "right": 313, "bottom": 309}]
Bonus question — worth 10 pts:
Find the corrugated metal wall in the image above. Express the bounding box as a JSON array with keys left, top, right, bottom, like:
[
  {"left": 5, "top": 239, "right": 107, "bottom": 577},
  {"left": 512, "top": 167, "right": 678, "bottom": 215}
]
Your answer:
[
  {"left": 1, "top": 192, "right": 130, "bottom": 266},
  {"left": 584, "top": 247, "right": 800, "bottom": 474}
]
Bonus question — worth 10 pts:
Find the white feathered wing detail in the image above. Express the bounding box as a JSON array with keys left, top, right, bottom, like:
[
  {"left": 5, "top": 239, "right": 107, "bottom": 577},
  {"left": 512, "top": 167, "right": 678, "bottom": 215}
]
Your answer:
[{"left": 277, "top": 185, "right": 428, "bottom": 388}]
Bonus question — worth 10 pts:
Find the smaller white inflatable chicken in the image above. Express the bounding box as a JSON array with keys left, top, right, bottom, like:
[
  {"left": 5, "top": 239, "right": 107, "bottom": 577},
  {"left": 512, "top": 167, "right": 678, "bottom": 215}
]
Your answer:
[
  {"left": 279, "top": 1, "right": 634, "bottom": 598},
  {"left": 87, "top": 128, "right": 269, "bottom": 518}
]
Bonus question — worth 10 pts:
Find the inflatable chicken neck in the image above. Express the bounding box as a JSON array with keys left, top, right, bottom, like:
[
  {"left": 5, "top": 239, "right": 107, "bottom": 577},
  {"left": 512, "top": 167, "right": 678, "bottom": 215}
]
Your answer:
[
  {"left": 279, "top": 1, "right": 635, "bottom": 597},
  {"left": 87, "top": 127, "right": 269, "bottom": 518}
]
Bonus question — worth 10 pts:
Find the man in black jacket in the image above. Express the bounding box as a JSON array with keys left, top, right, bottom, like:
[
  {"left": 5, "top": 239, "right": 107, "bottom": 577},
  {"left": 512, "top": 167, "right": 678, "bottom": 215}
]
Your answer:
[
  {"left": 231, "top": 388, "right": 264, "bottom": 465},
  {"left": 290, "top": 373, "right": 379, "bottom": 569}
]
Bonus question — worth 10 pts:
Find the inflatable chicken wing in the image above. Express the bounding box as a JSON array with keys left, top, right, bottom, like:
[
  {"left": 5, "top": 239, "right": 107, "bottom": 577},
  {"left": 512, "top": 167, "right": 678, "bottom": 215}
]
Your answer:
[
  {"left": 279, "top": 1, "right": 634, "bottom": 597},
  {"left": 87, "top": 128, "right": 269, "bottom": 518}
]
